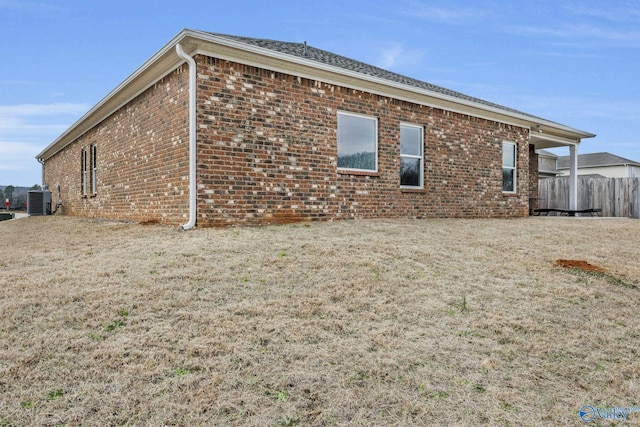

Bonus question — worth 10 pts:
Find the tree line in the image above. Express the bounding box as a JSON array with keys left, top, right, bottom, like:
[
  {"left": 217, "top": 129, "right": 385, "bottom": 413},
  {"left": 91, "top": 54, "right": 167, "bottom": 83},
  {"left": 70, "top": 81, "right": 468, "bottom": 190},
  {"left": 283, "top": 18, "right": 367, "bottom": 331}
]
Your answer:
[{"left": 1, "top": 184, "right": 42, "bottom": 209}]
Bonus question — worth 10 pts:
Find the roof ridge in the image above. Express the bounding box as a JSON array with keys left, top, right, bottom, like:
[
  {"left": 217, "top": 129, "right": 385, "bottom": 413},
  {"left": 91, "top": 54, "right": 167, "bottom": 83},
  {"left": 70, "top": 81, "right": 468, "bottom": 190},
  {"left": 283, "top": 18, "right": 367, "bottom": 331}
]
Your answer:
[{"left": 557, "top": 151, "right": 640, "bottom": 167}]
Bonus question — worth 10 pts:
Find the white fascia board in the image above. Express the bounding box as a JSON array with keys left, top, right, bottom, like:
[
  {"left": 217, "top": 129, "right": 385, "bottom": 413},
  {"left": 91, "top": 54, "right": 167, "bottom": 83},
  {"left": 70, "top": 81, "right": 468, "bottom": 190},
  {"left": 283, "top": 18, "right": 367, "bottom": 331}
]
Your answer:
[
  {"left": 37, "top": 28, "right": 594, "bottom": 161},
  {"left": 531, "top": 132, "right": 580, "bottom": 146},
  {"left": 559, "top": 163, "right": 639, "bottom": 170}
]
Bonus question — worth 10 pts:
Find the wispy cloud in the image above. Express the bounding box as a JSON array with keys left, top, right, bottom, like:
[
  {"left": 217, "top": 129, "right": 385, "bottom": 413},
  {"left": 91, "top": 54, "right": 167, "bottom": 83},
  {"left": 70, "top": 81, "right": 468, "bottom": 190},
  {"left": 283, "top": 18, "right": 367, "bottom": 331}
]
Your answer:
[
  {"left": 540, "top": 51, "right": 600, "bottom": 59},
  {"left": 564, "top": 3, "right": 640, "bottom": 23},
  {"left": 433, "top": 78, "right": 514, "bottom": 98},
  {"left": 503, "top": 22, "right": 640, "bottom": 47},
  {"left": 0, "top": 122, "right": 70, "bottom": 136},
  {"left": 0, "top": 141, "right": 43, "bottom": 185},
  {"left": 509, "top": 92, "right": 640, "bottom": 125},
  {"left": 0, "top": 102, "right": 88, "bottom": 186},
  {"left": 0, "top": 103, "right": 87, "bottom": 139},
  {"left": 0, "top": 0, "right": 64, "bottom": 13},
  {"left": 397, "top": 1, "right": 640, "bottom": 50},
  {"left": 499, "top": 1, "right": 640, "bottom": 50},
  {"left": 0, "top": 103, "right": 88, "bottom": 116},
  {"left": 0, "top": 141, "right": 42, "bottom": 156},
  {"left": 378, "top": 45, "right": 402, "bottom": 69},
  {"left": 406, "top": 1, "right": 489, "bottom": 24},
  {"left": 375, "top": 43, "right": 424, "bottom": 70}
]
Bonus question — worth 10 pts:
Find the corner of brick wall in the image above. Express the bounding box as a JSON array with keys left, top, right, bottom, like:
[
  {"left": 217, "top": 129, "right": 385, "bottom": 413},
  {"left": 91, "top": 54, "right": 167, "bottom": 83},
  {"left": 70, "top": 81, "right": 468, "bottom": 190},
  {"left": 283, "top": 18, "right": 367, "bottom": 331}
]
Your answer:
[
  {"left": 43, "top": 55, "right": 535, "bottom": 227},
  {"left": 528, "top": 144, "right": 539, "bottom": 214},
  {"left": 43, "top": 65, "right": 191, "bottom": 225}
]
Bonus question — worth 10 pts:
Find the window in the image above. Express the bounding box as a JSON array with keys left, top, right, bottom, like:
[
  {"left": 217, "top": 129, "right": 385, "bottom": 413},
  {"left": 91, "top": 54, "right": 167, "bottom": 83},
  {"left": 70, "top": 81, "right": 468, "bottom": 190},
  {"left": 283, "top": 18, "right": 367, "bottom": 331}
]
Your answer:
[
  {"left": 400, "top": 124, "right": 423, "bottom": 188},
  {"left": 90, "top": 144, "right": 97, "bottom": 195},
  {"left": 502, "top": 142, "right": 517, "bottom": 192},
  {"left": 81, "top": 147, "right": 88, "bottom": 196},
  {"left": 337, "top": 112, "right": 377, "bottom": 172}
]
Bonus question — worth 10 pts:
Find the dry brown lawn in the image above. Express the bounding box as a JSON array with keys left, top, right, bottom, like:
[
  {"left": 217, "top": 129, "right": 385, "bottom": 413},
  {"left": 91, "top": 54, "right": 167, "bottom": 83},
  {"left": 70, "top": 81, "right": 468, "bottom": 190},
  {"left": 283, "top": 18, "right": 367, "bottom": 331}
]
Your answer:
[{"left": 1, "top": 216, "right": 639, "bottom": 426}]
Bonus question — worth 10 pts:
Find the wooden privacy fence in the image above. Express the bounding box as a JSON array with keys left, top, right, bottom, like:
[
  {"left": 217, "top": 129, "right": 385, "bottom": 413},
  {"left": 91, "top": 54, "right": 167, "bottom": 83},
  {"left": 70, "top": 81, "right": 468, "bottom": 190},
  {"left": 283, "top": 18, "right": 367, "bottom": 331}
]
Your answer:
[{"left": 538, "top": 177, "right": 640, "bottom": 219}]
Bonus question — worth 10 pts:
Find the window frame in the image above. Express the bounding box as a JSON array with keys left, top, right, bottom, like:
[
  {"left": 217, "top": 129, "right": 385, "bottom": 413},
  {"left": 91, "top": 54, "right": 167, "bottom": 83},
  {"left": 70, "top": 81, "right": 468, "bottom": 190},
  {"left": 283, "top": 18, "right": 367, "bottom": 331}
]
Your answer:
[
  {"left": 336, "top": 111, "right": 378, "bottom": 173},
  {"left": 399, "top": 123, "right": 424, "bottom": 189},
  {"left": 81, "top": 147, "right": 88, "bottom": 196},
  {"left": 502, "top": 142, "right": 517, "bottom": 193},
  {"left": 90, "top": 143, "right": 97, "bottom": 195}
]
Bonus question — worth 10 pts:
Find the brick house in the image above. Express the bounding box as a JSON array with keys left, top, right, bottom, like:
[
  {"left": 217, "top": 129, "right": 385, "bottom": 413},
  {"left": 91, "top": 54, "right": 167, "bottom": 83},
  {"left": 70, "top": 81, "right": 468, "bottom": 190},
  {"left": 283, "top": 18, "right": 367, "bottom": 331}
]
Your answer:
[{"left": 36, "top": 29, "right": 595, "bottom": 228}]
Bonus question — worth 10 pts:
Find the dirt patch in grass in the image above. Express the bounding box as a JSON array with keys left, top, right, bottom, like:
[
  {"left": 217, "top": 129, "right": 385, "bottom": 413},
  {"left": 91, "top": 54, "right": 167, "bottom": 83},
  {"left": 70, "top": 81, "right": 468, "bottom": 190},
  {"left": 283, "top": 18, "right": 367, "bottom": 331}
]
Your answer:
[
  {"left": 555, "top": 259, "right": 606, "bottom": 273},
  {"left": 556, "top": 258, "right": 638, "bottom": 291},
  {"left": 1, "top": 216, "right": 639, "bottom": 426}
]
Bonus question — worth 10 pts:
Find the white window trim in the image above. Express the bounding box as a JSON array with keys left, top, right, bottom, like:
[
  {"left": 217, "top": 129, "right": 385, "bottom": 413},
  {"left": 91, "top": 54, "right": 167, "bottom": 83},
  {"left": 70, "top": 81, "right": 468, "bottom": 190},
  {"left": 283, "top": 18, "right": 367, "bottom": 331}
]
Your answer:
[
  {"left": 337, "top": 111, "right": 378, "bottom": 173},
  {"left": 502, "top": 141, "right": 517, "bottom": 193},
  {"left": 400, "top": 123, "right": 424, "bottom": 189}
]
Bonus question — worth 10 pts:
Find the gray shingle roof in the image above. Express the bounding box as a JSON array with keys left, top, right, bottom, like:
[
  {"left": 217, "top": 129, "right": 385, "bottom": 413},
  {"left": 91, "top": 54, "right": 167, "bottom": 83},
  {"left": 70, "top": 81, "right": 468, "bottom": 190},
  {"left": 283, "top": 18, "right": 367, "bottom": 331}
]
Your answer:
[
  {"left": 536, "top": 149, "right": 558, "bottom": 158},
  {"left": 557, "top": 152, "right": 640, "bottom": 169},
  {"left": 209, "top": 32, "right": 550, "bottom": 123}
]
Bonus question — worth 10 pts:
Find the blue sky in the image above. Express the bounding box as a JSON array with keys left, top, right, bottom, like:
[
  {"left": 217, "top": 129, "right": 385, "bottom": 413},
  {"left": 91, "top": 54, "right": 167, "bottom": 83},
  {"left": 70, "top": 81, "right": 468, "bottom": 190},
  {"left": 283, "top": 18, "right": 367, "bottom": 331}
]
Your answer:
[{"left": 1, "top": 0, "right": 639, "bottom": 186}]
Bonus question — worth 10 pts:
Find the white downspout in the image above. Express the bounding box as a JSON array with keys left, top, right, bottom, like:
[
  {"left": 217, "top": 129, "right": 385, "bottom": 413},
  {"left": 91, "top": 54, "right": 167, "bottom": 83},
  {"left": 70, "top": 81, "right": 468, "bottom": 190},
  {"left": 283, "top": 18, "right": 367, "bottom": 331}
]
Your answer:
[
  {"left": 37, "top": 158, "right": 45, "bottom": 187},
  {"left": 176, "top": 43, "right": 197, "bottom": 230}
]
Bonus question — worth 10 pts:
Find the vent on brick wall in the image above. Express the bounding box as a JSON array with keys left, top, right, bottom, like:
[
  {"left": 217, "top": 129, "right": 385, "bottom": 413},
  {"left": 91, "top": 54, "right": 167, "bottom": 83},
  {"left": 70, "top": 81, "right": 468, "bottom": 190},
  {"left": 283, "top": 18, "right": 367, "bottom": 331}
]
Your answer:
[{"left": 27, "top": 190, "right": 51, "bottom": 216}]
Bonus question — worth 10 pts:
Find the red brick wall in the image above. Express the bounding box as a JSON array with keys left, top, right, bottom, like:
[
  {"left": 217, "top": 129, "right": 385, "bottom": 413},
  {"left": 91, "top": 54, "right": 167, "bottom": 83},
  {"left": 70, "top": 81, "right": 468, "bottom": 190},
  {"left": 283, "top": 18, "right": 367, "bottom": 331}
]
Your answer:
[
  {"left": 195, "top": 55, "right": 531, "bottom": 226},
  {"left": 43, "top": 66, "right": 191, "bottom": 224},
  {"left": 44, "top": 55, "right": 532, "bottom": 227}
]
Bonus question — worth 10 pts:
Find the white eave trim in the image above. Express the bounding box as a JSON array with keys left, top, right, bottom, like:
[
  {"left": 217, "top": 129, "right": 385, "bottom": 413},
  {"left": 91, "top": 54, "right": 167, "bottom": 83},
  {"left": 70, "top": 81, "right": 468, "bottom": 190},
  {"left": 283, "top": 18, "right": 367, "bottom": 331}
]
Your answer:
[
  {"left": 187, "top": 29, "right": 595, "bottom": 139},
  {"left": 558, "top": 163, "right": 640, "bottom": 170},
  {"left": 36, "top": 31, "right": 191, "bottom": 161},
  {"left": 530, "top": 132, "right": 580, "bottom": 146},
  {"left": 36, "top": 28, "right": 595, "bottom": 161}
]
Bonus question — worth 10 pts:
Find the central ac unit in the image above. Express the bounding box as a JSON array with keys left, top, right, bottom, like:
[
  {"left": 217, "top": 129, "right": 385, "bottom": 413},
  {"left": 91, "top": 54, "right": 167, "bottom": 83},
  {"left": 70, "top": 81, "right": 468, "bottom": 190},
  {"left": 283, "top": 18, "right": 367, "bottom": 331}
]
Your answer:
[{"left": 27, "top": 190, "right": 52, "bottom": 216}]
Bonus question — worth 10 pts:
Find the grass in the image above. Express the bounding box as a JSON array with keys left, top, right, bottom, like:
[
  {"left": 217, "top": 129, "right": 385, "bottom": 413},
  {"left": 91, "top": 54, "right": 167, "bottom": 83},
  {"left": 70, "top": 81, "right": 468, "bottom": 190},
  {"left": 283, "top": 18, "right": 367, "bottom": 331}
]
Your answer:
[
  {"left": 1, "top": 216, "right": 639, "bottom": 425},
  {"left": 561, "top": 267, "right": 639, "bottom": 290},
  {"left": 46, "top": 389, "right": 65, "bottom": 402}
]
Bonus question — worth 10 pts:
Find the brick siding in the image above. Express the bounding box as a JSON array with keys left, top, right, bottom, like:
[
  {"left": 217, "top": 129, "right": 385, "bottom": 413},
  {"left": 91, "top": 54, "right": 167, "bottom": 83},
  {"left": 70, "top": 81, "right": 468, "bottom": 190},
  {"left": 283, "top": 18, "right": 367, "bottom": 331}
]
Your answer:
[
  {"left": 43, "top": 65, "right": 191, "bottom": 224},
  {"left": 43, "top": 55, "right": 532, "bottom": 226},
  {"left": 195, "top": 55, "right": 530, "bottom": 226}
]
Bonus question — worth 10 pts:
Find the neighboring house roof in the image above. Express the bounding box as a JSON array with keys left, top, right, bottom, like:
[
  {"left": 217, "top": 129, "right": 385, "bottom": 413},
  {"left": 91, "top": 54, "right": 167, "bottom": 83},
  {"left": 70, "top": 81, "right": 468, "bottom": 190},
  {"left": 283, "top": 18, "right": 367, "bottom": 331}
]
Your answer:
[
  {"left": 36, "top": 29, "right": 595, "bottom": 162},
  {"left": 537, "top": 149, "right": 560, "bottom": 176},
  {"left": 578, "top": 174, "right": 607, "bottom": 179},
  {"left": 557, "top": 152, "right": 640, "bottom": 169},
  {"left": 536, "top": 149, "right": 558, "bottom": 158}
]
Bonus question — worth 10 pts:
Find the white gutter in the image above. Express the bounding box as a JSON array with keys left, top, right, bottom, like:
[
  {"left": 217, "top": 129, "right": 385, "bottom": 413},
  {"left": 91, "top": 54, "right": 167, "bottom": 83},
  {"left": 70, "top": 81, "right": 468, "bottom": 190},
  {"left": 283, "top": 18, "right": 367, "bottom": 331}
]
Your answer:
[
  {"left": 37, "top": 158, "right": 45, "bottom": 187},
  {"left": 176, "top": 43, "right": 197, "bottom": 230},
  {"left": 187, "top": 29, "right": 596, "bottom": 140},
  {"left": 36, "top": 29, "right": 595, "bottom": 163}
]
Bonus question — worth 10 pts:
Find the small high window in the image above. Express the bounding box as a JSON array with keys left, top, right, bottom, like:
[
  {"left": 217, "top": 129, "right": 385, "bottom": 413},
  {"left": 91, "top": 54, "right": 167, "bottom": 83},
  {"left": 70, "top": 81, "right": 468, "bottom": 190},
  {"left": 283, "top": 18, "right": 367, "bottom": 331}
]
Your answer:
[
  {"left": 81, "top": 147, "right": 88, "bottom": 196},
  {"left": 502, "top": 142, "right": 517, "bottom": 192},
  {"left": 337, "top": 112, "right": 378, "bottom": 172},
  {"left": 90, "top": 144, "right": 97, "bottom": 195},
  {"left": 400, "top": 124, "right": 423, "bottom": 188}
]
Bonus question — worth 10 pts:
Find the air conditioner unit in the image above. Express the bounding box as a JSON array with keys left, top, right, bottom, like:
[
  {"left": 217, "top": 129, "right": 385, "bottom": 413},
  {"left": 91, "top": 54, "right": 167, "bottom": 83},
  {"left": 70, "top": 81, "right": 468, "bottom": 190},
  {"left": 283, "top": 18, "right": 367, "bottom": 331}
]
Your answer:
[{"left": 27, "top": 190, "right": 52, "bottom": 216}]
